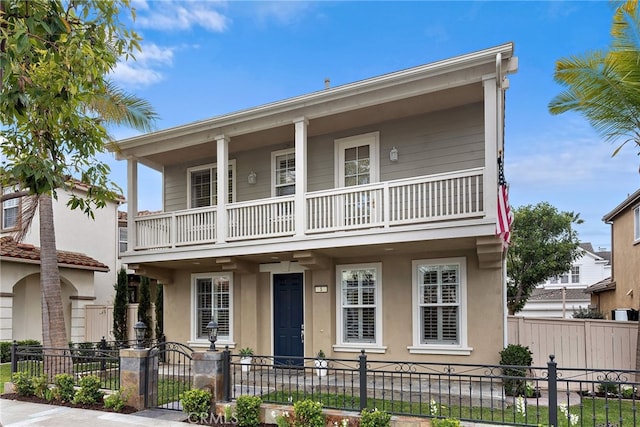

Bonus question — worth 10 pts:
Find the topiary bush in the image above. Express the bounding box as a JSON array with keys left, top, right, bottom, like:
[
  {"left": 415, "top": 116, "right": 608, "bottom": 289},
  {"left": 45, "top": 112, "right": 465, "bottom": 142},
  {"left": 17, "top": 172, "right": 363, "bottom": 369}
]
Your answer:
[
  {"left": 236, "top": 394, "right": 262, "bottom": 427},
  {"left": 499, "top": 344, "right": 533, "bottom": 396}
]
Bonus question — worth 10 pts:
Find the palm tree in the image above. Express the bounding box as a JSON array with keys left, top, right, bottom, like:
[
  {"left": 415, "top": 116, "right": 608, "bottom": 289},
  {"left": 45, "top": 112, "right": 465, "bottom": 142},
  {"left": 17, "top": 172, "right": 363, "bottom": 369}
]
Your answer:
[{"left": 549, "top": 0, "right": 640, "bottom": 377}]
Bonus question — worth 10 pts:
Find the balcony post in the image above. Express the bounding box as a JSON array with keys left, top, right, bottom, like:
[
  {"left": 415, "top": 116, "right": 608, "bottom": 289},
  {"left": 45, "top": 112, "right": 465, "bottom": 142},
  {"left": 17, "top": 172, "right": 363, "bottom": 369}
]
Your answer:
[
  {"left": 127, "top": 158, "right": 138, "bottom": 250},
  {"left": 482, "top": 75, "right": 498, "bottom": 220},
  {"left": 216, "top": 135, "right": 229, "bottom": 243},
  {"left": 294, "top": 117, "right": 308, "bottom": 237}
]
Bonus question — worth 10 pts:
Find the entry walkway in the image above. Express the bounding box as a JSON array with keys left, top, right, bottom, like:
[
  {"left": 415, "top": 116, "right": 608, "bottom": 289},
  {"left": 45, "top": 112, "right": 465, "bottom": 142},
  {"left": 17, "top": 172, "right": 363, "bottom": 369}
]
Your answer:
[{"left": 0, "top": 399, "right": 186, "bottom": 427}]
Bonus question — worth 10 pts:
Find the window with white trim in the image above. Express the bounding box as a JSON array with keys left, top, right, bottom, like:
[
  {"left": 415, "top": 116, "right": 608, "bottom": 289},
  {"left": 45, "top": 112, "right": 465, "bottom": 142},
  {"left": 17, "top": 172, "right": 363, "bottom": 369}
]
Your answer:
[
  {"left": 118, "top": 226, "right": 128, "bottom": 255},
  {"left": 411, "top": 258, "right": 469, "bottom": 354},
  {"left": 2, "top": 186, "right": 20, "bottom": 230},
  {"left": 335, "top": 132, "right": 379, "bottom": 188},
  {"left": 571, "top": 266, "right": 580, "bottom": 284},
  {"left": 634, "top": 205, "right": 640, "bottom": 242},
  {"left": 336, "top": 263, "right": 382, "bottom": 349},
  {"left": 192, "top": 273, "right": 233, "bottom": 342},
  {"left": 187, "top": 161, "right": 235, "bottom": 208},
  {"left": 272, "top": 149, "right": 295, "bottom": 197}
]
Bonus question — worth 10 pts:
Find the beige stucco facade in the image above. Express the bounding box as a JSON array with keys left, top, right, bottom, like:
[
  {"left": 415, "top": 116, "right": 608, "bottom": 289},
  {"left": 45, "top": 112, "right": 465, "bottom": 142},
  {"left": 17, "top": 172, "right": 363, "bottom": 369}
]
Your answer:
[
  {"left": 593, "top": 189, "right": 640, "bottom": 318},
  {"left": 0, "top": 261, "right": 100, "bottom": 342},
  {"left": 162, "top": 249, "right": 504, "bottom": 364}
]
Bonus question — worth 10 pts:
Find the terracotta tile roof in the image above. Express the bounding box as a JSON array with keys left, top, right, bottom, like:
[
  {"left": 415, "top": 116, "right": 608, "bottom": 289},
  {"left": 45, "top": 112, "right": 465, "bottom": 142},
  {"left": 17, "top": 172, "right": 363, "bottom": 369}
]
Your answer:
[
  {"left": 0, "top": 236, "right": 109, "bottom": 272},
  {"left": 529, "top": 287, "right": 590, "bottom": 301},
  {"left": 584, "top": 277, "right": 615, "bottom": 294}
]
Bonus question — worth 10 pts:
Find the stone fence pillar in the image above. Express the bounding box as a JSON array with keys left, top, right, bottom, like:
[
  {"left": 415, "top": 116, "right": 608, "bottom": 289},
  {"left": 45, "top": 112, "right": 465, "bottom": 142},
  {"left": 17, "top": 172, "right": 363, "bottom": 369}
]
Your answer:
[
  {"left": 192, "top": 351, "right": 224, "bottom": 405},
  {"left": 120, "top": 348, "right": 157, "bottom": 410}
]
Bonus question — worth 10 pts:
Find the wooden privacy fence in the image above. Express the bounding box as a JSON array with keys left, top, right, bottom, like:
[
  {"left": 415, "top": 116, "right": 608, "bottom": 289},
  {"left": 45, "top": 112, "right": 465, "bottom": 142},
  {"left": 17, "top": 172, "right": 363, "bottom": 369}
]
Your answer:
[
  {"left": 508, "top": 315, "right": 638, "bottom": 370},
  {"left": 84, "top": 304, "right": 156, "bottom": 342}
]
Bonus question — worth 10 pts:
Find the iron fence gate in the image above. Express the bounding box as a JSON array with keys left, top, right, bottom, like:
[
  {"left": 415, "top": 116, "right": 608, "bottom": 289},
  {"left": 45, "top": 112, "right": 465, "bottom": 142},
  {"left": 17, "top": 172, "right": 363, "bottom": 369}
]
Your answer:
[{"left": 145, "top": 341, "right": 193, "bottom": 410}]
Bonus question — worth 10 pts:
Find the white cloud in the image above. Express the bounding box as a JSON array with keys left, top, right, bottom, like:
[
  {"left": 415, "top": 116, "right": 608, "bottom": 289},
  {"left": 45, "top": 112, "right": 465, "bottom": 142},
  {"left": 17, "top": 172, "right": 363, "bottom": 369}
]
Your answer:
[
  {"left": 135, "top": 1, "right": 229, "bottom": 32},
  {"left": 252, "top": 1, "right": 313, "bottom": 26},
  {"left": 110, "top": 43, "right": 174, "bottom": 88}
]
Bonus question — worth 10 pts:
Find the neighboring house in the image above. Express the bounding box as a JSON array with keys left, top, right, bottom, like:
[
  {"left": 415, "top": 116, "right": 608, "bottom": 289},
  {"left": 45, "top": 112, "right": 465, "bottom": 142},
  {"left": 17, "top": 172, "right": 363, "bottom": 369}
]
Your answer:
[
  {"left": 520, "top": 243, "right": 611, "bottom": 318},
  {"left": 586, "top": 188, "right": 640, "bottom": 320},
  {"left": 112, "top": 43, "right": 518, "bottom": 364},
  {"left": 0, "top": 184, "right": 123, "bottom": 342}
]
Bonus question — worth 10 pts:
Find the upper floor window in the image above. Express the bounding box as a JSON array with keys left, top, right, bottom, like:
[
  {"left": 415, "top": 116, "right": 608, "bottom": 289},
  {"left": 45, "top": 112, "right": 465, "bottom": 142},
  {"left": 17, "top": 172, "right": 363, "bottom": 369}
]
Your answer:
[
  {"left": 192, "top": 273, "right": 233, "bottom": 344},
  {"left": 571, "top": 266, "right": 580, "bottom": 284},
  {"left": 634, "top": 205, "right": 640, "bottom": 242},
  {"left": 335, "top": 132, "right": 379, "bottom": 188},
  {"left": 187, "top": 161, "right": 235, "bottom": 208},
  {"left": 2, "top": 186, "right": 20, "bottom": 230},
  {"left": 410, "top": 257, "right": 470, "bottom": 355},
  {"left": 272, "top": 149, "right": 295, "bottom": 197},
  {"left": 336, "top": 263, "right": 384, "bottom": 351},
  {"left": 118, "top": 226, "right": 128, "bottom": 255}
]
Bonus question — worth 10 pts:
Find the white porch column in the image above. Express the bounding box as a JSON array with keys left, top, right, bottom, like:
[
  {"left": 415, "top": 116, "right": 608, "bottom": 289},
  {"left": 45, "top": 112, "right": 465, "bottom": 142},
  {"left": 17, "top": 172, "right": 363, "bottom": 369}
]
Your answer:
[
  {"left": 69, "top": 296, "right": 96, "bottom": 343},
  {"left": 294, "top": 117, "right": 308, "bottom": 237},
  {"left": 127, "top": 158, "right": 138, "bottom": 251},
  {"left": 482, "top": 75, "right": 498, "bottom": 220},
  {"left": 216, "top": 136, "right": 229, "bottom": 243},
  {"left": 0, "top": 293, "right": 13, "bottom": 341}
]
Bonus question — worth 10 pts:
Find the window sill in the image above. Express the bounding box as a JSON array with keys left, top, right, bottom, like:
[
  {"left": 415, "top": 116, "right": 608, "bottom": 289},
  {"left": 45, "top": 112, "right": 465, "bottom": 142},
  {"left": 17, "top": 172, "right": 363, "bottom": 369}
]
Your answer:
[
  {"left": 407, "top": 345, "right": 473, "bottom": 356},
  {"left": 333, "top": 344, "right": 387, "bottom": 354}
]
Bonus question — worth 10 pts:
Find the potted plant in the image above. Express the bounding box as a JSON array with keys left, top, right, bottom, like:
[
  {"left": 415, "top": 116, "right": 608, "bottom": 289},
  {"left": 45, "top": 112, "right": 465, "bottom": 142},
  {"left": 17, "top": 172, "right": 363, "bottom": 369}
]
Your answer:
[
  {"left": 239, "top": 347, "right": 253, "bottom": 372},
  {"left": 314, "top": 349, "right": 328, "bottom": 377}
]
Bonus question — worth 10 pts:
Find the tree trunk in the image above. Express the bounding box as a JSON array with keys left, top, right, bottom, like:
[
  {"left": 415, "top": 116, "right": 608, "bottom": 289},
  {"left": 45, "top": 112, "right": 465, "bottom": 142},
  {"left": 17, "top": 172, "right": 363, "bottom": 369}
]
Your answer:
[{"left": 39, "top": 194, "right": 71, "bottom": 375}]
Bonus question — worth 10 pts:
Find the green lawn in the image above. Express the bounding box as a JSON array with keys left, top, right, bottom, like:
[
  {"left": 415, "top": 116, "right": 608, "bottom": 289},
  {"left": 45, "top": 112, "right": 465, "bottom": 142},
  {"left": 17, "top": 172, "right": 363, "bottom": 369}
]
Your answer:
[
  {"left": 261, "top": 390, "right": 638, "bottom": 427},
  {"left": 1, "top": 363, "right": 11, "bottom": 393}
]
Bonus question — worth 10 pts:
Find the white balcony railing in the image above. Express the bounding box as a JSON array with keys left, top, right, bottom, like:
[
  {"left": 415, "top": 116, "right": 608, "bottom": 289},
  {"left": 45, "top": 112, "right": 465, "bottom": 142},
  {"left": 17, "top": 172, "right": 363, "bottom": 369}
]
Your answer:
[{"left": 132, "top": 168, "right": 484, "bottom": 250}]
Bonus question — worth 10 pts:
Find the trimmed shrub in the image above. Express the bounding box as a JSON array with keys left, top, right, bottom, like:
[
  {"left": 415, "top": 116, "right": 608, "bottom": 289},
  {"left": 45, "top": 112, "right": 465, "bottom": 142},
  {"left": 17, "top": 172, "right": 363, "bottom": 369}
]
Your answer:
[
  {"left": 499, "top": 344, "right": 533, "bottom": 396},
  {"left": 12, "top": 372, "right": 34, "bottom": 396},
  {"left": 360, "top": 408, "right": 392, "bottom": 427},
  {"left": 73, "top": 375, "right": 104, "bottom": 405},
  {"left": 0, "top": 341, "right": 11, "bottom": 363},
  {"left": 236, "top": 395, "right": 262, "bottom": 427},
  {"left": 53, "top": 373, "right": 76, "bottom": 402},
  {"left": 293, "top": 398, "right": 324, "bottom": 427},
  {"left": 32, "top": 375, "right": 49, "bottom": 399},
  {"left": 181, "top": 388, "right": 212, "bottom": 419},
  {"left": 104, "top": 389, "right": 129, "bottom": 412}
]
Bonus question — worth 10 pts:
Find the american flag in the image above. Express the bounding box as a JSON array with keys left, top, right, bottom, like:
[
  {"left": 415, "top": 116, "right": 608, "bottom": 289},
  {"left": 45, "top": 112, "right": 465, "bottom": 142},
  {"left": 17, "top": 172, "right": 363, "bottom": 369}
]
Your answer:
[{"left": 496, "top": 158, "right": 513, "bottom": 247}]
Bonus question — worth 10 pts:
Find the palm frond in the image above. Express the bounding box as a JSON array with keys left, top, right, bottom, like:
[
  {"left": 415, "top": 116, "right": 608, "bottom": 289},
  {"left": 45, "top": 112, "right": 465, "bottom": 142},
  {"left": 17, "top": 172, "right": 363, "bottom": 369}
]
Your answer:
[{"left": 88, "top": 80, "right": 158, "bottom": 133}]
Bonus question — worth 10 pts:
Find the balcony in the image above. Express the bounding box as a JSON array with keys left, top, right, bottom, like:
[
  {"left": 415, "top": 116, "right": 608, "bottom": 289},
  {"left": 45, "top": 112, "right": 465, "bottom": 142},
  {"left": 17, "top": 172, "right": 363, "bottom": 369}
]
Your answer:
[{"left": 133, "top": 168, "right": 485, "bottom": 251}]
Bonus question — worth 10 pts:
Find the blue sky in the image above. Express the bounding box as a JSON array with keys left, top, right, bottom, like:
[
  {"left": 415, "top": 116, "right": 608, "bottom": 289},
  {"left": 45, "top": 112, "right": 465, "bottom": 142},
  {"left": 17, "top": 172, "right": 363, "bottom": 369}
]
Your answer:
[{"left": 105, "top": 0, "right": 640, "bottom": 251}]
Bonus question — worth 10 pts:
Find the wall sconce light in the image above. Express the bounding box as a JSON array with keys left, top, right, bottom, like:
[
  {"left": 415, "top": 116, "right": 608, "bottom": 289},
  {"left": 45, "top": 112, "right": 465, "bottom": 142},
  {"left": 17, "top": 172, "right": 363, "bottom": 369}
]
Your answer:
[
  {"left": 248, "top": 171, "right": 257, "bottom": 185},
  {"left": 390, "top": 147, "right": 398, "bottom": 162}
]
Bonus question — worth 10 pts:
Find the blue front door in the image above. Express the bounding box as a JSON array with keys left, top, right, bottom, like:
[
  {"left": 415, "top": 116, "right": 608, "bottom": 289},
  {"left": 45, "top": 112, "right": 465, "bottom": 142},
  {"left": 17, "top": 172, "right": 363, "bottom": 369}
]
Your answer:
[{"left": 273, "top": 273, "right": 304, "bottom": 366}]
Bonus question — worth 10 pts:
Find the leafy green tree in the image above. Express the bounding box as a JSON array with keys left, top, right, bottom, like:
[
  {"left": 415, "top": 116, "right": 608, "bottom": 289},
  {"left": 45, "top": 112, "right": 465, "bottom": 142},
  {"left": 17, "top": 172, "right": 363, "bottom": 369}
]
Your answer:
[
  {"left": 507, "top": 202, "right": 582, "bottom": 315},
  {"left": 0, "top": 0, "right": 156, "bottom": 364},
  {"left": 113, "top": 267, "right": 128, "bottom": 345},
  {"left": 549, "top": 0, "right": 640, "bottom": 381},
  {"left": 137, "top": 276, "right": 152, "bottom": 340}
]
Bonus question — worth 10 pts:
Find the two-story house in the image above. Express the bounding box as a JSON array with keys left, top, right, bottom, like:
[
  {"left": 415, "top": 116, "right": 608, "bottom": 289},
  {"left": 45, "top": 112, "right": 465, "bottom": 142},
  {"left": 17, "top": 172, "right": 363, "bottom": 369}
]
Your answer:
[
  {"left": 113, "top": 43, "right": 518, "bottom": 364},
  {"left": 586, "top": 188, "right": 640, "bottom": 320},
  {"left": 520, "top": 243, "right": 611, "bottom": 318},
  {"left": 0, "top": 184, "right": 122, "bottom": 342}
]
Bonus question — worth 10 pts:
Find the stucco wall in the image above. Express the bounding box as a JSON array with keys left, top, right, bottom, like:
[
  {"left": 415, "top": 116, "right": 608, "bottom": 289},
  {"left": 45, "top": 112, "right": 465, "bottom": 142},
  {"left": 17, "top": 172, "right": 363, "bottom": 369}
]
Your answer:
[
  {"left": 608, "top": 206, "right": 640, "bottom": 314},
  {"left": 162, "top": 249, "right": 504, "bottom": 364}
]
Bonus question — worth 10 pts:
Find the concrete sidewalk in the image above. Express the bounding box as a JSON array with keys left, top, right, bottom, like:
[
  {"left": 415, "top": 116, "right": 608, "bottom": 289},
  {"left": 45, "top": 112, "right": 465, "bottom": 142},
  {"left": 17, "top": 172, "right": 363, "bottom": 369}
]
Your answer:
[{"left": 0, "top": 398, "right": 188, "bottom": 426}]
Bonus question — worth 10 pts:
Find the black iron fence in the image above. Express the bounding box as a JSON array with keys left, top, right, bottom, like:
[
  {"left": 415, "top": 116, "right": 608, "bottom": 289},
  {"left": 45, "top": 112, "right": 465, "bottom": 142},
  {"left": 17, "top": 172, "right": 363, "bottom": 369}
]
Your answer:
[
  {"left": 224, "top": 350, "right": 639, "bottom": 427},
  {"left": 11, "top": 339, "right": 122, "bottom": 390}
]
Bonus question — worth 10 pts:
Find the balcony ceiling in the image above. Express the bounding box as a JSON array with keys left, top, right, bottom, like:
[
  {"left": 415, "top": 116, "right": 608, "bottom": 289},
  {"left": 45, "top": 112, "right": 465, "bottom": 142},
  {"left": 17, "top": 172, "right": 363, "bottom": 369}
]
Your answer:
[{"left": 139, "top": 83, "right": 482, "bottom": 167}]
